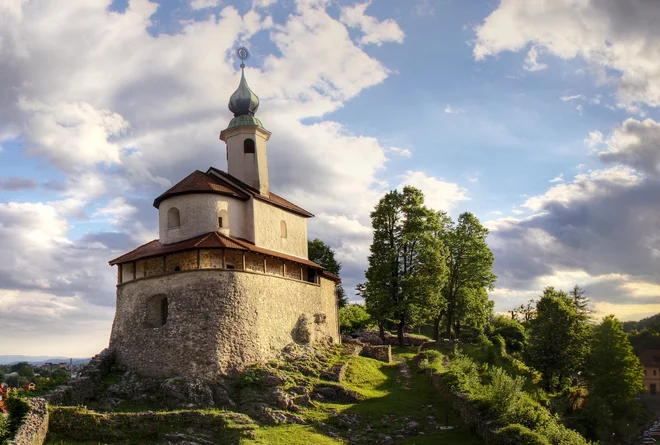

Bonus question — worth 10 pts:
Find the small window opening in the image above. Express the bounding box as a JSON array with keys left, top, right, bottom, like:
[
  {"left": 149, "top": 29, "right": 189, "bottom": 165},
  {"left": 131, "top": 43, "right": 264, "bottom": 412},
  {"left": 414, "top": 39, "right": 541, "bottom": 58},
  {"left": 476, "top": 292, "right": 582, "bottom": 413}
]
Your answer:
[
  {"left": 244, "top": 138, "right": 255, "bottom": 154},
  {"left": 167, "top": 207, "right": 181, "bottom": 229},
  {"left": 306, "top": 267, "right": 316, "bottom": 283},
  {"left": 144, "top": 295, "right": 168, "bottom": 328},
  {"left": 226, "top": 264, "right": 235, "bottom": 270},
  {"left": 218, "top": 209, "right": 229, "bottom": 230},
  {"left": 174, "top": 266, "right": 181, "bottom": 272},
  {"left": 280, "top": 220, "right": 287, "bottom": 238}
]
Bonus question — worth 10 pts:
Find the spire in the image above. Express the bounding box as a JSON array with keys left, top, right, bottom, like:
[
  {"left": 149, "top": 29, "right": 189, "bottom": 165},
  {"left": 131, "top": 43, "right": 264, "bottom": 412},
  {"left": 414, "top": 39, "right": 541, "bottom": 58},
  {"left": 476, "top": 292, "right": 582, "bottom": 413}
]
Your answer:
[{"left": 226, "top": 47, "right": 263, "bottom": 126}]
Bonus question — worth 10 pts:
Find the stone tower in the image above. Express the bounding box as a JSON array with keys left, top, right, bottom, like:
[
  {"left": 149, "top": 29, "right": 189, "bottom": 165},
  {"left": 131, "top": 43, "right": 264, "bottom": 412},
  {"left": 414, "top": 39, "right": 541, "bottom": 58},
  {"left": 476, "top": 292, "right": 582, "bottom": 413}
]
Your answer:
[{"left": 107, "top": 51, "right": 341, "bottom": 379}]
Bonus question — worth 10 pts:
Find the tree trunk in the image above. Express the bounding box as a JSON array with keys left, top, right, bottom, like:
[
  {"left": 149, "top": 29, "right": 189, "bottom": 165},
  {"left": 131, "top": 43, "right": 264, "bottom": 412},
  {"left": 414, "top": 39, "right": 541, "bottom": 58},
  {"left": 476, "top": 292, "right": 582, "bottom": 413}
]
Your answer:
[
  {"left": 378, "top": 320, "right": 385, "bottom": 340},
  {"left": 432, "top": 316, "right": 442, "bottom": 341},
  {"left": 445, "top": 306, "right": 454, "bottom": 339},
  {"left": 397, "top": 321, "right": 405, "bottom": 347},
  {"left": 454, "top": 319, "right": 461, "bottom": 340}
]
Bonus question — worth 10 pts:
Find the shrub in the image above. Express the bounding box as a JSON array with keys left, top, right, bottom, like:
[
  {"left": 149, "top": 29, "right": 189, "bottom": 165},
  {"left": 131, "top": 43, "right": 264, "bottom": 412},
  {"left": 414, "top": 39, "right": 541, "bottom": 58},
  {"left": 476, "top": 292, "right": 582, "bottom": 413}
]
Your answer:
[
  {"left": 443, "top": 351, "right": 482, "bottom": 394},
  {"left": 416, "top": 350, "right": 444, "bottom": 373},
  {"left": 498, "top": 424, "right": 551, "bottom": 445},
  {"left": 339, "top": 304, "right": 372, "bottom": 333}
]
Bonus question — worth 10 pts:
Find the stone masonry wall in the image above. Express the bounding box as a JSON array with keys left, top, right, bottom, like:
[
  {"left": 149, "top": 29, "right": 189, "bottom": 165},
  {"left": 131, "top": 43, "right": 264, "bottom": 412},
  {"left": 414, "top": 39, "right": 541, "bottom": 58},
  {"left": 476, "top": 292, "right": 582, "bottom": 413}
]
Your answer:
[
  {"left": 361, "top": 345, "right": 392, "bottom": 363},
  {"left": 109, "top": 270, "right": 339, "bottom": 379},
  {"left": 9, "top": 398, "right": 48, "bottom": 445}
]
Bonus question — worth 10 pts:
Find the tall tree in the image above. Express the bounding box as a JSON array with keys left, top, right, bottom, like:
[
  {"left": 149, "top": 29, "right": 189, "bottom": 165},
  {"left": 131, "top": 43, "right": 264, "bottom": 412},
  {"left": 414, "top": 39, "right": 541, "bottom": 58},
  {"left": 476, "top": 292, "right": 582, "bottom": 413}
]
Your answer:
[
  {"left": 362, "top": 186, "right": 447, "bottom": 346},
  {"left": 308, "top": 238, "right": 347, "bottom": 307},
  {"left": 437, "top": 212, "right": 496, "bottom": 339},
  {"left": 527, "top": 287, "right": 592, "bottom": 391},
  {"left": 569, "top": 284, "right": 592, "bottom": 316},
  {"left": 585, "top": 315, "right": 644, "bottom": 413}
]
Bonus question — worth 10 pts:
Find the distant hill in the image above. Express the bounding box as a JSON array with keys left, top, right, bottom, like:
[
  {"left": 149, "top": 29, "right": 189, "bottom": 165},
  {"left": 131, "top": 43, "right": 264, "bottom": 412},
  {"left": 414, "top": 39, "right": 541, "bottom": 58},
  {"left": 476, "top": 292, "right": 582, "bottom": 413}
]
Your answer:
[
  {"left": 0, "top": 355, "right": 90, "bottom": 365},
  {"left": 623, "top": 313, "right": 660, "bottom": 333}
]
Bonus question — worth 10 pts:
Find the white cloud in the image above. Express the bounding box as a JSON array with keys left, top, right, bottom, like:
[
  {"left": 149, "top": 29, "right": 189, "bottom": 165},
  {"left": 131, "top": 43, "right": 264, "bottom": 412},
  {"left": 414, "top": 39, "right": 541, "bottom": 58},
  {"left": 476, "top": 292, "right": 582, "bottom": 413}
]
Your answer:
[
  {"left": 549, "top": 173, "right": 564, "bottom": 183},
  {"left": 445, "top": 104, "right": 462, "bottom": 114},
  {"left": 596, "top": 118, "right": 660, "bottom": 178},
  {"left": 0, "top": 0, "right": 406, "bottom": 354},
  {"left": 473, "top": 0, "right": 660, "bottom": 109},
  {"left": 523, "top": 46, "right": 547, "bottom": 72},
  {"left": 398, "top": 170, "right": 469, "bottom": 212},
  {"left": 511, "top": 209, "right": 524, "bottom": 215},
  {"left": 388, "top": 146, "right": 412, "bottom": 158},
  {"left": 190, "top": 0, "right": 222, "bottom": 10},
  {"left": 339, "top": 1, "right": 404, "bottom": 46},
  {"left": 560, "top": 94, "right": 586, "bottom": 102}
]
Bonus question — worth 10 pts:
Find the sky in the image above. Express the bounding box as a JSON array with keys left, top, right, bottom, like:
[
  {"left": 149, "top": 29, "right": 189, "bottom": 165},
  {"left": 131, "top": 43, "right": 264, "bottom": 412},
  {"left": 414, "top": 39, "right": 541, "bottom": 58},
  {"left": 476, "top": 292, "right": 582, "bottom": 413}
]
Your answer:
[{"left": 2, "top": 0, "right": 660, "bottom": 357}]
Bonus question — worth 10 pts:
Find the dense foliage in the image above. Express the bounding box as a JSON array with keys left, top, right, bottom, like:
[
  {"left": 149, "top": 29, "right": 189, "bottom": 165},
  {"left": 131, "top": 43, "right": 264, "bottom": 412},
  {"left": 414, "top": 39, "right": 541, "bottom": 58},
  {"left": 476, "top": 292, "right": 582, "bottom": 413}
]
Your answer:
[
  {"left": 339, "top": 304, "right": 372, "bottom": 333},
  {"left": 362, "top": 186, "right": 448, "bottom": 345},
  {"left": 308, "top": 238, "right": 347, "bottom": 307},
  {"left": 0, "top": 392, "right": 30, "bottom": 445}
]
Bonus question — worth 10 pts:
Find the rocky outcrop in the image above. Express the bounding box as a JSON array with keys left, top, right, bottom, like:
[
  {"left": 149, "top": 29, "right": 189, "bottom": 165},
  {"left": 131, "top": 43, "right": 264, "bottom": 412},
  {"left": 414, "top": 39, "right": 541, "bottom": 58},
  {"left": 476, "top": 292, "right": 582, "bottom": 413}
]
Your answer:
[{"left": 44, "top": 349, "right": 115, "bottom": 406}]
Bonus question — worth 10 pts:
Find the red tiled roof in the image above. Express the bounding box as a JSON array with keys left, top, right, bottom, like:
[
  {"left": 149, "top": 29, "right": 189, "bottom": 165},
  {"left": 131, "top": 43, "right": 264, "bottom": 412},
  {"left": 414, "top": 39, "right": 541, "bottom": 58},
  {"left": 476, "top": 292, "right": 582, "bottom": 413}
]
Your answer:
[
  {"left": 108, "top": 232, "right": 329, "bottom": 272},
  {"left": 640, "top": 350, "right": 660, "bottom": 367},
  {"left": 207, "top": 167, "right": 314, "bottom": 218},
  {"left": 153, "top": 170, "right": 249, "bottom": 208}
]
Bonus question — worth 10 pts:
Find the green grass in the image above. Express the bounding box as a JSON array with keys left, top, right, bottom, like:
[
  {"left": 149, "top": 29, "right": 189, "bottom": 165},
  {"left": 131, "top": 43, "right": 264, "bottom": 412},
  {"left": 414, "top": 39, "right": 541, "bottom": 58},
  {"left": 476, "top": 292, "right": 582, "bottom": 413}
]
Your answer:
[{"left": 45, "top": 349, "right": 483, "bottom": 445}]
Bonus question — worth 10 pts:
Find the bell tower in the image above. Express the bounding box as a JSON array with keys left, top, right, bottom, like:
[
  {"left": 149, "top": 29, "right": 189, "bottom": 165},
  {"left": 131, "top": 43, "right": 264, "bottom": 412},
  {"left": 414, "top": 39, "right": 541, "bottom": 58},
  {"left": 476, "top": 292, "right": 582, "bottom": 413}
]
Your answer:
[{"left": 220, "top": 47, "right": 270, "bottom": 196}]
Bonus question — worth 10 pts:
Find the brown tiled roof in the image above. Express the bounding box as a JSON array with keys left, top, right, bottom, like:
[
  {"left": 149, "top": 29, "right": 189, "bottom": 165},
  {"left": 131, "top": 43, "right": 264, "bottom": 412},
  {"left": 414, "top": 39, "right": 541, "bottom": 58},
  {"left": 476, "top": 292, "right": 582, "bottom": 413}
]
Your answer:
[
  {"left": 108, "top": 232, "right": 329, "bottom": 272},
  {"left": 640, "top": 350, "right": 660, "bottom": 367},
  {"left": 153, "top": 170, "right": 249, "bottom": 208},
  {"left": 207, "top": 167, "right": 314, "bottom": 218}
]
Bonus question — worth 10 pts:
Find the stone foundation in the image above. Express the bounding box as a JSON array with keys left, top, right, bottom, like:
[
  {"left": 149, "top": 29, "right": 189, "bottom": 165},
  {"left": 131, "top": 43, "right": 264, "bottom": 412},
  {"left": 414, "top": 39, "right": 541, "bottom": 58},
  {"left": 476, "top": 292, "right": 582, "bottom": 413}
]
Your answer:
[
  {"left": 45, "top": 349, "right": 115, "bottom": 406},
  {"left": 110, "top": 269, "right": 339, "bottom": 379},
  {"left": 362, "top": 345, "right": 392, "bottom": 363}
]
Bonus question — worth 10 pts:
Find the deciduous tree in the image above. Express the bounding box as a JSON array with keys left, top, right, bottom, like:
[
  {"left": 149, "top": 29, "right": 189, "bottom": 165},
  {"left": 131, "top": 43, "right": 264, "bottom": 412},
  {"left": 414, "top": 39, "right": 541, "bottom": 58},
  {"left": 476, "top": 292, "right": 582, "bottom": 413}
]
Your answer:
[
  {"left": 526, "top": 287, "right": 592, "bottom": 391},
  {"left": 437, "top": 212, "right": 496, "bottom": 339},
  {"left": 362, "top": 186, "right": 448, "bottom": 346},
  {"left": 585, "top": 315, "right": 644, "bottom": 413}
]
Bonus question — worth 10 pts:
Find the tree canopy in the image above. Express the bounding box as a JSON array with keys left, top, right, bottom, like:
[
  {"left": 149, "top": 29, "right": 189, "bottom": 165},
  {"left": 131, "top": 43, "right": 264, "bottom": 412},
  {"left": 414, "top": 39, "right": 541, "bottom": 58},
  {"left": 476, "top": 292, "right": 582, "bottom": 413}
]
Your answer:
[{"left": 308, "top": 238, "right": 347, "bottom": 307}]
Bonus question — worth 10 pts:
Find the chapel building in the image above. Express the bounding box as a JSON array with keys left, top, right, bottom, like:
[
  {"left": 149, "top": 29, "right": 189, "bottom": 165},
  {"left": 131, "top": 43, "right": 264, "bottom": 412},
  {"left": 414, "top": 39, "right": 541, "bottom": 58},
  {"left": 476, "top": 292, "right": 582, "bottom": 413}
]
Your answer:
[{"left": 108, "top": 56, "right": 341, "bottom": 379}]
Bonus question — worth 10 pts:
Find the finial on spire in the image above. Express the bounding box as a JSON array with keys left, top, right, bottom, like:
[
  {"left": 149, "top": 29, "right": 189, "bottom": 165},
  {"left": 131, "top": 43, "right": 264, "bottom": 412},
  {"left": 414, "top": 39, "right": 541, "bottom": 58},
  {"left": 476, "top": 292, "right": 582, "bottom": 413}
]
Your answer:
[
  {"left": 236, "top": 46, "right": 249, "bottom": 70},
  {"left": 227, "top": 46, "right": 261, "bottom": 123}
]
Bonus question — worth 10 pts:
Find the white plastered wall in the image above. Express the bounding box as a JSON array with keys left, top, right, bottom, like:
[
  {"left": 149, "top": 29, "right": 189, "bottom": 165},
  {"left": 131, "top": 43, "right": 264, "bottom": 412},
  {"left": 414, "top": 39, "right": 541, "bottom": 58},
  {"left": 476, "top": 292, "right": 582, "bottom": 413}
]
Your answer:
[
  {"left": 225, "top": 128, "right": 270, "bottom": 195},
  {"left": 252, "top": 198, "right": 308, "bottom": 258},
  {"left": 159, "top": 194, "right": 252, "bottom": 244}
]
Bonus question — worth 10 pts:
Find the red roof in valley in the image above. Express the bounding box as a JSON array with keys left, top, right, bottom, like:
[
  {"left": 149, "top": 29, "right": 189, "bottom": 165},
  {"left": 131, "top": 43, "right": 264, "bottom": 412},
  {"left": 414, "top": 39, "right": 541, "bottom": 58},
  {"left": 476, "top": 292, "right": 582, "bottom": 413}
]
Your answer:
[{"left": 153, "top": 170, "right": 249, "bottom": 208}]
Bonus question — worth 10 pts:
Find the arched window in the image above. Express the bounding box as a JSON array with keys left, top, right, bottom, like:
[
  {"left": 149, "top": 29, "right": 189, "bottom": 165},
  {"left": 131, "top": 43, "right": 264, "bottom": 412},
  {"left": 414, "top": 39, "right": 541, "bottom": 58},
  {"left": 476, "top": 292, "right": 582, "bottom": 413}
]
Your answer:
[
  {"left": 244, "top": 138, "right": 255, "bottom": 154},
  {"left": 218, "top": 209, "right": 229, "bottom": 230},
  {"left": 167, "top": 207, "right": 181, "bottom": 229},
  {"left": 280, "top": 220, "right": 287, "bottom": 238}
]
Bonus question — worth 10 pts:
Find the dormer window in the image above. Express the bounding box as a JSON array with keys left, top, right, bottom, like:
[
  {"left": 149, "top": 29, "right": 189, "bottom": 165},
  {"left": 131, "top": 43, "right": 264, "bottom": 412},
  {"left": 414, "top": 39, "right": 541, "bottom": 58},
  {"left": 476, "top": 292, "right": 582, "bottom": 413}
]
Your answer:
[
  {"left": 167, "top": 207, "right": 181, "bottom": 229},
  {"left": 244, "top": 138, "right": 255, "bottom": 154},
  {"left": 280, "top": 220, "right": 287, "bottom": 238}
]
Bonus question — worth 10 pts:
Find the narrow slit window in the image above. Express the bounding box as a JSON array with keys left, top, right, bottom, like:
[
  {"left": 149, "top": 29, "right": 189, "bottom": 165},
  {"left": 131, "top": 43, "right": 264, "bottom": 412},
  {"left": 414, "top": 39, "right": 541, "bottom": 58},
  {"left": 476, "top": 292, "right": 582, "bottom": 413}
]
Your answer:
[{"left": 167, "top": 207, "right": 181, "bottom": 229}]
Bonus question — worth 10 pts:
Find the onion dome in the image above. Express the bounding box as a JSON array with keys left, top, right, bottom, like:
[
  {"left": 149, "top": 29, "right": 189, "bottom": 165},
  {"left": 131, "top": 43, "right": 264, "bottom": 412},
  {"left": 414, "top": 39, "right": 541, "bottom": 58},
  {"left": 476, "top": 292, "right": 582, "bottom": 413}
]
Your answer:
[
  {"left": 228, "top": 69, "right": 260, "bottom": 117},
  {"left": 226, "top": 47, "right": 263, "bottom": 129}
]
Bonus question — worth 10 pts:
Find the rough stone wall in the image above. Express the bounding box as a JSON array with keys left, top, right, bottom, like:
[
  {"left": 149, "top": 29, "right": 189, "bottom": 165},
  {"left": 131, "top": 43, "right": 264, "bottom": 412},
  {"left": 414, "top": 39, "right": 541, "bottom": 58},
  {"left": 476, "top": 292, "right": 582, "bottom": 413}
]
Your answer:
[
  {"left": 252, "top": 198, "right": 308, "bottom": 258},
  {"left": 362, "top": 345, "right": 392, "bottom": 363},
  {"left": 165, "top": 251, "right": 197, "bottom": 273},
  {"left": 9, "top": 398, "right": 48, "bottom": 445},
  {"left": 143, "top": 257, "right": 163, "bottom": 277},
  {"left": 245, "top": 252, "right": 263, "bottom": 273},
  {"left": 225, "top": 250, "right": 244, "bottom": 269},
  {"left": 285, "top": 261, "right": 302, "bottom": 280},
  {"left": 110, "top": 270, "right": 339, "bottom": 379},
  {"left": 266, "top": 257, "right": 283, "bottom": 276}
]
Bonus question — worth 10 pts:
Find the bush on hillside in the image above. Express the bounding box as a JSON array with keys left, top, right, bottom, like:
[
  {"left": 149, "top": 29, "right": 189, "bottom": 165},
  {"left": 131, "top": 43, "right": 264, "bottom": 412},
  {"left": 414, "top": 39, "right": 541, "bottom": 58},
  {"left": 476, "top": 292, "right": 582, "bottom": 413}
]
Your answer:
[
  {"left": 339, "top": 304, "right": 373, "bottom": 333},
  {"left": 416, "top": 350, "right": 444, "bottom": 373},
  {"left": 497, "top": 424, "right": 551, "bottom": 445}
]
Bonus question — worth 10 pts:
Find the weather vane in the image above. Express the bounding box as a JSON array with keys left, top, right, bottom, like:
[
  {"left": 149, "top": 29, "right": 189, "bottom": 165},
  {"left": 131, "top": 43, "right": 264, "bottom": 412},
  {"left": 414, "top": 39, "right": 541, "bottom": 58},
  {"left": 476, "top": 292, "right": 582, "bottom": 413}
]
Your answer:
[{"left": 236, "top": 46, "right": 250, "bottom": 69}]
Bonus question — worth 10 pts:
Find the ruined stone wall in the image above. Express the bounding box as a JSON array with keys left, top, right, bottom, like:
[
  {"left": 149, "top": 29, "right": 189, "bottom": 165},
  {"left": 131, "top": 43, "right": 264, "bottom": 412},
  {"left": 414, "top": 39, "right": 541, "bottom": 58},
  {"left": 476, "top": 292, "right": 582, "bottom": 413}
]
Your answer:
[
  {"left": 110, "top": 270, "right": 339, "bottom": 379},
  {"left": 9, "top": 398, "right": 48, "bottom": 445}
]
